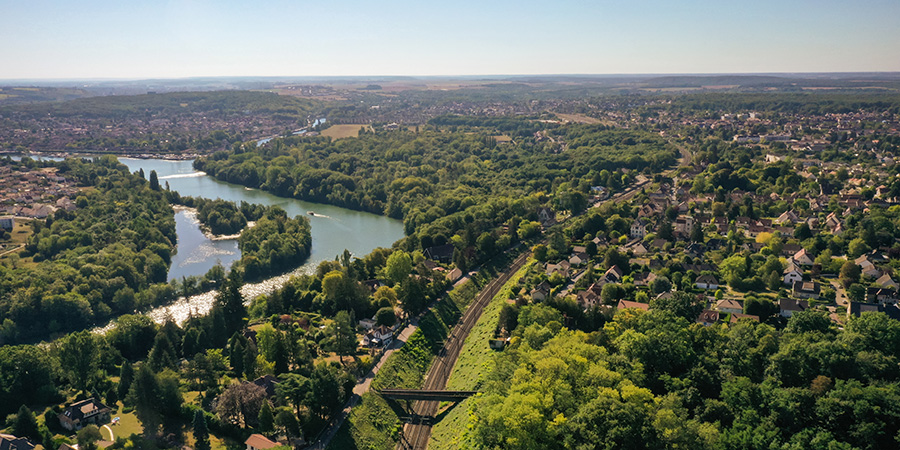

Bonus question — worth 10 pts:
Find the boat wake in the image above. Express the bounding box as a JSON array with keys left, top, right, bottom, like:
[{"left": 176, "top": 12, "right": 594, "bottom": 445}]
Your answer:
[{"left": 160, "top": 172, "right": 206, "bottom": 179}]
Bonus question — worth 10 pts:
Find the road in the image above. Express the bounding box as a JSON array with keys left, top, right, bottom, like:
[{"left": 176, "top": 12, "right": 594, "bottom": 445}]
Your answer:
[
  {"left": 398, "top": 253, "right": 529, "bottom": 450},
  {"left": 306, "top": 321, "right": 419, "bottom": 449}
]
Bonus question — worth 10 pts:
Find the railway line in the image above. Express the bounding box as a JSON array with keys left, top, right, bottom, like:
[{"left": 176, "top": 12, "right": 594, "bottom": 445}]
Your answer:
[{"left": 397, "top": 252, "right": 529, "bottom": 450}]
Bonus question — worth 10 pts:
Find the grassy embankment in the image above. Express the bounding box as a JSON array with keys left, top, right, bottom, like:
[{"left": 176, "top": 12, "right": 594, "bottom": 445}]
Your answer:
[
  {"left": 327, "top": 254, "right": 520, "bottom": 450},
  {"left": 428, "top": 260, "right": 533, "bottom": 450}
]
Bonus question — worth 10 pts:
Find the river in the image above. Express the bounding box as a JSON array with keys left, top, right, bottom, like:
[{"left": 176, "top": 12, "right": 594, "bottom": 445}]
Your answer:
[{"left": 98, "top": 157, "right": 405, "bottom": 326}]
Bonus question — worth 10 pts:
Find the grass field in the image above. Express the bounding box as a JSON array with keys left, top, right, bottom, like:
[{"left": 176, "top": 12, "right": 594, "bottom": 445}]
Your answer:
[
  {"left": 428, "top": 261, "right": 532, "bottom": 450},
  {"left": 321, "top": 124, "right": 372, "bottom": 139}
]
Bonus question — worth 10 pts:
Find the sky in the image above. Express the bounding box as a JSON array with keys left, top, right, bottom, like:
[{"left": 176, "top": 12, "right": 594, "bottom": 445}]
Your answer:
[{"left": 1, "top": 0, "right": 899, "bottom": 79}]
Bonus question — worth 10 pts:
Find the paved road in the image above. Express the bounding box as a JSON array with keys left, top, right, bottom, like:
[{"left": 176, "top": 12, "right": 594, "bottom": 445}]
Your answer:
[{"left": 306, "top": 321, "right": 419, "bottom": 450}]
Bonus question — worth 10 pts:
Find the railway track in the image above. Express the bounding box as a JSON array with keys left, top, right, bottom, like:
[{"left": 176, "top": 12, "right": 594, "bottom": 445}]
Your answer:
[{"left": 398, "top": 252, "right": 529, "bottom": 450}]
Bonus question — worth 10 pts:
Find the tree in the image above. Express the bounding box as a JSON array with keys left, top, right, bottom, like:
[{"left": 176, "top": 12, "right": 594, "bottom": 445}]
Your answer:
[
  {"left": 157, "top": 369, "right": 184, "bottom": 434},
  {"left": 275, "top": 409, "right": 301, "bottom": 438},
  {"left": 193, "top": 410, "right": 211, "bottom": 450},
  {"left": 848, "top": 238, "right": 870, "bottom": 258},
  {"left": 147, "top": 333, "right": 177, "bottom": 371},
  {"left": 277, "top": 373, "right": 311, "bottom": 418},
  {"left": 11, "top": 405, "right": 40, "bottom": 441},
  {"left": 375, "top": 307, "right": 397, "bottom": 327},
  {"left": 385, "top": 250, "right": 413, "bottom": 285},
  {"left": 650, "top": 276, "right": 672, "bottom": 294},
  {"left": 231, "top": 339, "right": 246, "bottom": 378},
  {"left": 331, "top": 310, "right": 356, "bottom": 365},
  {"left": 129, "top": 365, "right": 162, "bottom": 435},
  {"left": 690, "top": 222, "right": 704, "bottom": 243},
  {"left": 77, "top": 425, "right": 102, "bottom": 450},
  {"left": 149, "top": 170, "right": 160, "bottom": 191},
  {"left": 840, "top": 261, "right": 861, "bottom": 289},
  {"left": 786, "top": 310, "right": 832, "bottom": 334},
  {"left": 533, "top": 244, "right": 548, "bottom": 262},
  {"left": 118, "top": 363, "right": 134, "bottom": 403},
  {"left": 650, "top": 291, "right": 702, "bottom": 322},
  {"left": 601, "top": 283, "right": 622, "bottom": 304},
  {"left": 57, "top": 330, "right": 98, "bottom": 394},
  {"left": 658, "top": 221, "right": 674, "bottom": 241},
  {"left": 217, "top": 382, "right": 267, "bottom": 428},
  {"left": 217, "top": 269, "right": 246, "bottom": 337},
  {"left": 258, "top": 400, "right": 275, "bottom": 435}
]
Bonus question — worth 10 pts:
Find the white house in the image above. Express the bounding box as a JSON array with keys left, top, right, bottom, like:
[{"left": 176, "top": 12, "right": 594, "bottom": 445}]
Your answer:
[
  {"left": 695, "top": 274, "right": 719, "bottom": 290},
  {"left": 783, "top": 261, "right": 803, "bottom": 286},
  {"left": 630, "top": 219, "right": 647, "bottom": 239},
  {"left": 793, "top": 249, "right": 814, "bottom": 266}
]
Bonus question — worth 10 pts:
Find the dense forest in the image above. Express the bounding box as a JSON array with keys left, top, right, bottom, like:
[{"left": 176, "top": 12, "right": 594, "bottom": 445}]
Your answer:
[
  {"left": 196, "top": 122, "right": 677, "bottom": 268},
  {"left": 0, "top": 156, "right": 177, "bottom": 341},
  {"left": 466, "top": 304, "right": 900, "bottom": 450}
]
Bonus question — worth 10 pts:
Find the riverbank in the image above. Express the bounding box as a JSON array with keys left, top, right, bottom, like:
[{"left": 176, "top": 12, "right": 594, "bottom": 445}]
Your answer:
[{"left": 171, "top": 205, "right": 256, "bottom": 241}]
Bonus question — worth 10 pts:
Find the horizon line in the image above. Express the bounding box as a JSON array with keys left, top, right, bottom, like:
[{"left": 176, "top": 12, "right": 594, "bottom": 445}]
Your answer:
[{"left": 3, "top": 71, "right": 900, "bottom": 84}]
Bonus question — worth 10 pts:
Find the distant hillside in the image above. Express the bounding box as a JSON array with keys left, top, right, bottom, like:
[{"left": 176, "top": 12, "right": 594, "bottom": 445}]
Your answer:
[
  {"left": 0, "top": 90, "right": 317, "bottom": 120},
  {"left": 0, "top": 86, "right": 96, "bottom": 105}
]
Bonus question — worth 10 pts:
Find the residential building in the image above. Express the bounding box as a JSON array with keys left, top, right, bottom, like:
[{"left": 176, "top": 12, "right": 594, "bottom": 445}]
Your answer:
[
  {"left": 695, "top": 274, "right": 719, "bottom": 290},
  {"left": 783, "top": 261, "right": 803, "bottom": 286},
  {"left": 715, "top": 299, "right": 744, "bottom": 315},
  {"left": 617, "top": 300, "right": 650, "bottom": 311},
  {"left": 58, "top": 398, "right": 110, "bottom": 431},
  {"left": 0, "top": 435, "right": 35, "bottom": 450},
  {"left": 779, "top": 298, "right": 809, "bottom": 318},
  {"left": 245, "top": 434, "right": 279, "bottom": 450},
  {"left": 792, "top": 281, "right": 821, "bottom": 299},
  {"left": 630, "top": 219, "right": 647, "bottom": 239}
]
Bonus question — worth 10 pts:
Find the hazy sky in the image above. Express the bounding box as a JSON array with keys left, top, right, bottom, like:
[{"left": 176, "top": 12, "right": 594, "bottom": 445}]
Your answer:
[{"left": 1, "top": 0, "right": 899, "bottom": 79}]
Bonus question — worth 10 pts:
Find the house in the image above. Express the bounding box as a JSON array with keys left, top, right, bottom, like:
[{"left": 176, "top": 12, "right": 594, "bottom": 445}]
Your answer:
[
  {"left": 633, "top": 272, "right": 658, "bottom": 287},
  {"left": 423, "top": 244, "right": 455, "bottom": 264},
  {"left": 847, "top": 301, "right": 884, "bottom": 318},
  {"left": 774, "top": 210, "right": 800, "bottom": 225},
  {"left": 252, "top": 375, "right": 280, "bottom": 397},
  {"left": 779, "top": 298, "right": 809, "bottom": 318},
  {"left": 362, "top": 325, "right": 394, "bottom": 348},
  {"left": 568, "top": 252, "right": 589, "bottom": 266},
  {"left": 245, "top": 434, "right": 279, "bottom": 450},
  {"left": 604, "top": 265, "right": 624, "bottom": 283},
  {"left": 631, "top": 242, "right": 650, "bottom": 256},
  {"left": 876, "top": 273, "right": 899, "bottom": 290},
  {"left": 792, "top": 281, "right": 820, "bottom": 299},
  {"left": 684, "top": 242, "right": 705, "bottom": 258},
  {"left": 674, "top": 216, "right": 695, "bottom": 236},
  {"left": 697, "top": 310, "right": 720, "bottom": 326},
  {"left": 630, "top": 219, "right": 647, "bottom": 239},
  {"left": 783, "top": 261, "right": 804, "bottom": 285},
  {"left": 715, "top": 299, "right": 744, "bottom": 315},
  {"left": 359, "top": 318, "right": 376, "bottom": 330},
  {"left": 695, "top": 274, "right": 719, "bottom": 290},
  {"left": 447, "top": 268, "right": 463, "bottom": 283},
  {"left": 537, "top": 207, "right": 556, "bottom": 227},
  {"left": 617, "top": 300, "right": 650, "bottom": 311},
  {"left": 866, "top": 287, "right": 897, "bottom": 305},
  {"left": 0, "top": 435, "right": 35, "bottom": 450},
  {"left": 0, "top": 216, "right": 13, "bottom": 231},
  {"left": 577, "top": 290, "right": 602, "bottom": 309},
  {"left": 730, "top": 313, "right": 760, "bottom": 323},
  {"left": 855, "top": 255, "right": 881, "bottom": 278},
  {"left": 650, "top": 239, "right": 668, "bottom": 251},
  {"left": 793, "top": 249, "right": 814, "bottom": 266},
  {"left": 531, "top": 281, "right": 551, "bottom": 301},
  {"left": 546, "top": 261, "right": 571, "bottom": 278},
  {"left": 781, "top": 244, "right": 803, "bottom": 257},
  {"left": 58, "top": 398, "right": 111, "bottom": 431}
]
